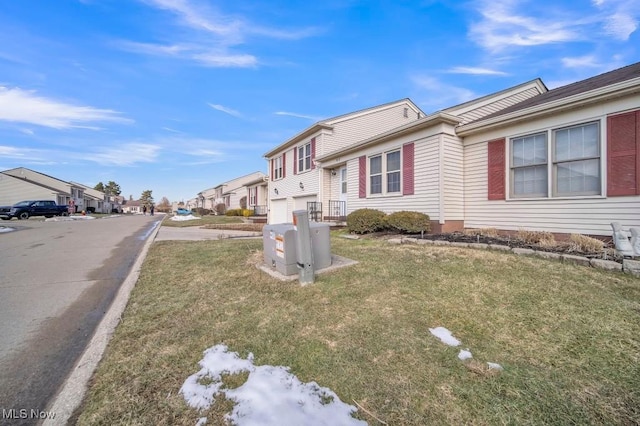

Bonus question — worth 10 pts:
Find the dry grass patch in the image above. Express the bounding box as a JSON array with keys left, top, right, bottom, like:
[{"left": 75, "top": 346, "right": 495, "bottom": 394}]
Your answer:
[
  {"left": 77, "top": 236, "right": 640, "bottom": 425},
  {"left": 516, "top": 229, "right": 556, "bottom": 246}
]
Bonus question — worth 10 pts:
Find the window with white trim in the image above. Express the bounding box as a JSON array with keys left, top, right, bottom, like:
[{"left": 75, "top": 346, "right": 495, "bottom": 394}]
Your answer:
[
  {"left": 509, "top": 122, "right": 601, "bottom": 198},
  {"left": 249, "top": 187, "right": 257, "bottom": 206},
  {"left": 274, "top": 156, "right": 283, "bottom": 180},
  {"left": 298, "top": 142, "right": 312, "bottom": 173},
  {"left": 511, "top": 132, "right": 548, "bottom": 198},
  {"left": 369, "top": 149, "right": 401, "bottom": 195},
  {"left": 553, "top": 122, "right": 600, "bottom": 196}
]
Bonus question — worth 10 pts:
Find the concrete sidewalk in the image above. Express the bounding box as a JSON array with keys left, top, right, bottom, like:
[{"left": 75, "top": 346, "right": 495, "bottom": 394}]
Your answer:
[{"left": 155, "top": 226, "right": 261, "bottom": 241}]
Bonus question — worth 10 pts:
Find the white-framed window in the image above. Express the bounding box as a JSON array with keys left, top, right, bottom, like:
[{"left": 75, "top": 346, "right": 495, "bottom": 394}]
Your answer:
[
  {"left": 509, "top": 121, "right": 601, "bottom": 199},
  {"left": 369, "top": 149, "right": 401, "bottom": 195},
  {"left": 510, "top": 132, "right": 548, "bottom": 198},
  {"left": 249, "top": 187, "right": 257, "bottom": 206},
  {"left": 341, "top": 168, "right": 347, "bottom": 194},
  {"left": 274, "top": 156, "right": 283, "bottom": 180},
  {"left": 553, "top": 122, "right": 600, "bottom": 196},
  {"left": 298, "top": 142, "right": 312, "bottom": 173}
]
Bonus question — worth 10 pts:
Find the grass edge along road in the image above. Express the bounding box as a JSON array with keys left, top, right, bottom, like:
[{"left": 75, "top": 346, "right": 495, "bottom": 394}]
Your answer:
[{"left": 77, "top": 235, "right": 640, "bottom": 425}]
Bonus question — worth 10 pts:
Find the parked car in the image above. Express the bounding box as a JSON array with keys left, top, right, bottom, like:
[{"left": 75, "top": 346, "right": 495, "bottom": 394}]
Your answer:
[
  {"left": 176, "top": 208, "right": 192, "bottom": 215},
  {"left": 0, "top": 200, "right": 70, "bottom": 220}
]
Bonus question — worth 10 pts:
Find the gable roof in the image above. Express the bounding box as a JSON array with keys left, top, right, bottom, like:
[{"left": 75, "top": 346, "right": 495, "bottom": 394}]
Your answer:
[
  {"left": 0, "top": 170, "right": 70, "bottom": 195},
  {"left": 458, "top": 61, "right": 640, "bottom": 135},
  {"left": 263, "top": 98, "right": 424, "bottom": 158}
]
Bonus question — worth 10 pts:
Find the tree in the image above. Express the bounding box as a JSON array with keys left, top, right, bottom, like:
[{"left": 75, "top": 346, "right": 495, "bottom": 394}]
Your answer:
[
  {"left": 105, "top": 181, "right": 121, "bottom": 196},
  {"left": 157, "top": 196, "right": 171, "bottom": 213},
  {"left": 94, "top": 182, "right": 105, "bottom": 192},
  {"left": 140, "top": 190, "right": 154, "bottom": 207},
  {"left": 239, "top": 196, "right": 247, "bottom": 209}
]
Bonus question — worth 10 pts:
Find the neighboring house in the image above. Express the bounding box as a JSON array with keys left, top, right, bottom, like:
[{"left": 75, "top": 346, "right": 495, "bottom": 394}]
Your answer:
[
  {"left": 264, "top": 62, "right": 640, "bottom": 237},
  {"left": 200, "top": 171, "right": 267, "bottom": 212},
  {"left": 121, "top": 200, "right": 143, "bottom": 214},
  {"left": 263, "top": 99, "right": 424, "bottom": 224},
  {"left": 71, "top": 182, "right": 122, "bottom": 213},
  {"left": 0, "top": 172, "right": 68, "bottom": 206},
  {"left": 1, "top": 167, "right": 83, "bottom": 211},
  {"left": 245, "top": 174, "right": 269, "bottom": 215}
]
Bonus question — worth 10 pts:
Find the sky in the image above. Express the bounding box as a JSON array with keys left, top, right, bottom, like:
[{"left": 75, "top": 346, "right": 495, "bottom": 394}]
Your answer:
[{"left": 1, "top": 0, "right": 639, "bottom": 203}]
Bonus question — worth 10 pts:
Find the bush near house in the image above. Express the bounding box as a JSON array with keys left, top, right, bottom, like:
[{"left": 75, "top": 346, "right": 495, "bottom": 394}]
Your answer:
[
  {"left": 346, "top": 208, "right": 387, "bottom": 234},
  {"left": 225, "top": 208, "right": 252, "bottom": 217},
  {"left": 385, "top": 211, "right": 431, "bottom": 234},
  {"left": 516, "top": 229, "right": 556, "bottom": 247},
  {"left": 215, "top": 203, "right": 226, "bottom": 216}
]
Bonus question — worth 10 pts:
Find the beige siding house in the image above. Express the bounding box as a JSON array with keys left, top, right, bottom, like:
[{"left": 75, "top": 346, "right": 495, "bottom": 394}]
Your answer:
[
  {"left": 1, "top": 167, "right": 83, "bottom": 211},
  {"left": 263, "top": 61, "right": 640, "bottom": 236},
  {"left": 263, "top": 99, "right": 424, "bottom": 224},
  {"left": 197, "top": 171, "right": 267, "bottom": 213},
  {"left": 0, "top": 172, "right": 67, "bottom": 206}
]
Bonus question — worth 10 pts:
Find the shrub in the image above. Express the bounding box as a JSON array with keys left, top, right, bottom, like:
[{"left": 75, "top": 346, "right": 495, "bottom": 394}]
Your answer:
[
  {"left": 346, "top": 209, "right": 387, "bottom": 234},
  {"left": 568, "top": 234, "right": 604, "bottom": 253},
  {"left": 215, "top": 203, "right": 226, "bottom": 216},
  {"left": 240, "top": 196, "right": 247, "bottom": 210},
  {"left": 516, "top": 229, "right": 556, "bottom": 247},
  {"left": 385, "top": 211, "right": 431, "bottom": 234},
  {"left": 242, "top": 209, "right": 252, "bottom": 218},
  {"left": 225, "top": 208, "right": 241, "bottom": 216}
]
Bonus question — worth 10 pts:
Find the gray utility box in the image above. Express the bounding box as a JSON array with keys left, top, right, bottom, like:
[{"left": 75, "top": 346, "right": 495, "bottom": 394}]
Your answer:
[{"left": 263, "top": 222, "right": 332, "bottom": 276}]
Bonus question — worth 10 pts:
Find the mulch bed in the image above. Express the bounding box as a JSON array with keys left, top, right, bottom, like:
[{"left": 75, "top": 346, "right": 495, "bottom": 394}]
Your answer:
[{"left": 367, "top": 231, "right": 623, "bottom": 262}]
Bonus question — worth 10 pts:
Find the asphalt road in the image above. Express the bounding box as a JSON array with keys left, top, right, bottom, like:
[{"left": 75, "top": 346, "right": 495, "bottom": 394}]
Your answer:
[{"left": 0, "top": 214, "right": 161, "bottom": 426}]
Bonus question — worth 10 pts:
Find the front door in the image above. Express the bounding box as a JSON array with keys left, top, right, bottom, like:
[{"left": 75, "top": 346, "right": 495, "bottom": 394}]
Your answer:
[{"left": 338, "top": 167, "right": 347, "bottom": 217}]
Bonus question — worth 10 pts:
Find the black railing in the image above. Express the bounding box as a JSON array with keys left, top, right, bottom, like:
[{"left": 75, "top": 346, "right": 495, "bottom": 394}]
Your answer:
[
  {"left": 326, "top": 200, "right": 346, "bottom": 221},
  {"left": 307, "top": 201, "right": 322, "bottom": 222},
  {"left": 252, "top": 205, "right": 268, "bottom": 216}
]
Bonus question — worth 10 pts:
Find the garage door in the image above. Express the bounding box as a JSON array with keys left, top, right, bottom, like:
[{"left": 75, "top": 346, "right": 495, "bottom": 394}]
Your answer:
[{"left": 269, "top": 199, "right": 288, "bottom": 224}]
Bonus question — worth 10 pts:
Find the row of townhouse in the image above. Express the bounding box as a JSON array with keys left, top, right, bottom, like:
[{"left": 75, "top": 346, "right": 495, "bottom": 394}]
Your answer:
[
  {"left": 262, "top": 61, "right": 640, "bottom": 237},
  {"left": 0, "top": 167, "right": 123, "bottom": 213},
  {"left": 188, "top": 171, "right": 269, "bottom": 214}
]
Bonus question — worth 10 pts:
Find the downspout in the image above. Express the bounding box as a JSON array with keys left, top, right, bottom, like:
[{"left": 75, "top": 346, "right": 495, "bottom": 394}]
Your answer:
[{"left": 438, "top": 133, "right": 445, "bottom": 226}]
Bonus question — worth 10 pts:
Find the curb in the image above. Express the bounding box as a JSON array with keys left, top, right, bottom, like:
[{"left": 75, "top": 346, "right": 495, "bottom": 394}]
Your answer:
[{"left": 43, "top": 220, "right": 163, "bottom": 425}]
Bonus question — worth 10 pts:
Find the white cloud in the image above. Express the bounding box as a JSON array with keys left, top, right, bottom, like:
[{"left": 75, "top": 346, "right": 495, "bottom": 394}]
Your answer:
[
  {"left": 208, "top": 103, "right": 242, "bottom": 117},
  {"left": 446, "top": 66, "right": 508, "bottom": 75},
  {"left": 411, "top": 75, "right": 476, "bottom": 109},
  {"left": 92, "top": 143, "right": 160, "bottom": 166},
  {"left": 469, "top": 1, "right": 579, "bottom": 51},
  {"left": 561, "top": 55, "right": 600, "bottom": 68},
  {"left": 471, "top": 0, "right": 640, "bottom": 52},
  {"left": 603, "top": 12, "right": 638, "bottom": 40},
  {"left": 274, "top": 111, "right": 321, "bottom": 121},
  {"left": 0, "top": 87, "right": 132, "bottom": 129},
  {"left": 116, "top": 41, "right": 257, "bottom": 68}
]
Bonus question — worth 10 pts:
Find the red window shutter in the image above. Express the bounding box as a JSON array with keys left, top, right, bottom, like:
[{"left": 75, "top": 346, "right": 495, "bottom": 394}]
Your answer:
[
  {"left": 359, "top": 155, "right": 366, "bottom": 198},
  {"left": 282, "top": 152, "right": 286, "bottom": 179},
  {"left": 311, "top": 137, "right": 316, "bottom": 170},
  {"left": 293, "top": 146, "right": 297, "bottom": 175},
  {"left": 271, "top": 159, "right": 274, "bottom": 181},
  {"left": 403, "top": 142, "right": 415, "bottom": 195},
  {"left": 487, "top": 138, "right": 506, "bottom": 200},
  {"left": 607, "top": 110, "right": 640, "bottom": 196}
]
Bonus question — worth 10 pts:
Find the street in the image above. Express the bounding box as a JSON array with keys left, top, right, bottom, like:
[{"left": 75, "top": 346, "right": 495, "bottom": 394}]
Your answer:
[{"left": 0, "top": 215, "right": 161, "bottom": 426}]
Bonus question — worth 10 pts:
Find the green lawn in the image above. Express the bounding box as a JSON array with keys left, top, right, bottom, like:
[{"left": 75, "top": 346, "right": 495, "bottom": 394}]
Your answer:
[{"left": 77, "top": 235, "right": 640, "bottom": 425}]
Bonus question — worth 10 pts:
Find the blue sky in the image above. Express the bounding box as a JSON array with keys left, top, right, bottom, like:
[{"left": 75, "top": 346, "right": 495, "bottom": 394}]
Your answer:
[{"left": 1, "top": 0, "right": 639, "bottom": 203}]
